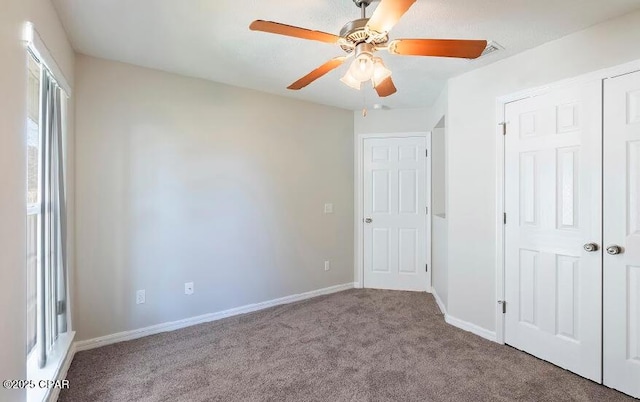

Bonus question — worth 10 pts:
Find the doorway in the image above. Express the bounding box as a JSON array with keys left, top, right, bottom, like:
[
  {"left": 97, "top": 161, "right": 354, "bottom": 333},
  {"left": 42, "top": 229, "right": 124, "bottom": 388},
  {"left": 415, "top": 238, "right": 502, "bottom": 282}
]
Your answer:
[{"left": 356, "top": 133, "right": 431, "bottom": 291}]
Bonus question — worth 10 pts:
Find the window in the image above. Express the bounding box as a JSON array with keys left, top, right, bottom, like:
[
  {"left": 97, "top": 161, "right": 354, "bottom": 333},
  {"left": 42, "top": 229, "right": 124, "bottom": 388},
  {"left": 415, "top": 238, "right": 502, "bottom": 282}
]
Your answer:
[
  {"left": 26, "top": 48, "right": 69, "bottom": 371},
  {"left": 26, "top": 52, "right": 41, "bottom": 358}
]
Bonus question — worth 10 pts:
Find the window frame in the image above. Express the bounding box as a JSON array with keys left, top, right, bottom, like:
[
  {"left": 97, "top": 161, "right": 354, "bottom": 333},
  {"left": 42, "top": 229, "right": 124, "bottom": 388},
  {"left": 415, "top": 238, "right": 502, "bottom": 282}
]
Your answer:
[
  {"left": 24, "top": 22, "right": 75, "bottom": 402},
  {"left": 25, "top": 50, "right": 41, "bottom": 360}
]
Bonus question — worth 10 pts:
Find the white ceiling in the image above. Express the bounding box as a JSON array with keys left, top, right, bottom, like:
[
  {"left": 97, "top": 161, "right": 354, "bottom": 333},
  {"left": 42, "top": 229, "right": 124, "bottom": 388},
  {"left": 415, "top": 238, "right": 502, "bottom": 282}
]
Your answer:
[{"left": 52, "top": 0, "right": 640, "bottom": 110}]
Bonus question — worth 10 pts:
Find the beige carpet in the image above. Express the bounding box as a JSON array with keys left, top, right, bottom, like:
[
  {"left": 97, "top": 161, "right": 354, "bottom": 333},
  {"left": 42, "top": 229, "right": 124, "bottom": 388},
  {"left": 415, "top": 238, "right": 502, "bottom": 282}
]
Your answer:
[{"left": 60, "top": 289, "right": 634, "bottom": 401}]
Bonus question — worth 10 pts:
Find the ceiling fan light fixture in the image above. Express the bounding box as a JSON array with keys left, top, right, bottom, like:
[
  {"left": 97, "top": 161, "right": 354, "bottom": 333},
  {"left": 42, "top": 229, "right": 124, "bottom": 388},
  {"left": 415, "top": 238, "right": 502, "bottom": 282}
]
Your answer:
[
  {"left": 371, "top": 58, "right": 392, "bottom": 87},
  {"left": 348, "top": 52, "right": 375, "bottom": 82},
  {"left": 340, "top": 70, "right": 362, "bottom": 90}
]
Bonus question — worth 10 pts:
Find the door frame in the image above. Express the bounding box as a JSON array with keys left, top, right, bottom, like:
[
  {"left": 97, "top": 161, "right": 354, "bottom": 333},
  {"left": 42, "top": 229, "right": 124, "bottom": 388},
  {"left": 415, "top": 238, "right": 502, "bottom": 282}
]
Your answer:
[
  {"left": 495, "top": 58, "right": 640, "bottom": 344},
  {"left": 355, "top": 132, "right": 432, "bottom": 291}
]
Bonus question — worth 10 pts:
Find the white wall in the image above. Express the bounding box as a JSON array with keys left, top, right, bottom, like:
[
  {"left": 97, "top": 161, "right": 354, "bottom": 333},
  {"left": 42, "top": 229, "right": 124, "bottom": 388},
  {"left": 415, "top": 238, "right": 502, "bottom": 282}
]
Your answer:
[
  {"left": 432, "top": 215, "right": 448, "bottom": 309},
  {"left": 0, "top": 1, "right": 74, "bottom": 401},
  {"left": 431, "top": 121, "right": 448, "bottom": 309},
  {"left": 354, "top": 108, "right": 430, "bottom": 134},
  {"left": 447, "top": 9, "right": 640, "bottom": 333},
  {"left": 353, "top": 86, "right": 447, "bottom": 135},
  {"left": 74, "top": 55, "right": 354, "bottom": 341},
  {"left": 431, "top": 127, "right": 446, "bottom": 217}
]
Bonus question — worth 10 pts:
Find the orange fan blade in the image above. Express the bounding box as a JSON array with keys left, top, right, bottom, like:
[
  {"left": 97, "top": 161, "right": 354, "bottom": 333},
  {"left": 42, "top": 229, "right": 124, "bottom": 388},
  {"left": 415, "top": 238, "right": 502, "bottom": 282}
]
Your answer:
[
  {"left": 250, "top": 20, "right": 341, "bottom": 44},
  {"left": 388, "top": 39, "right": 488, "bottom": 59},
  {"left": 374, "top": 77, "right": 397, "bottom": 98},
  {"left": 287, "top": 57, "right": 347, "bottom": 90},
  {"left": 366, "top": 0, "right": 416, "bottom": 34}
]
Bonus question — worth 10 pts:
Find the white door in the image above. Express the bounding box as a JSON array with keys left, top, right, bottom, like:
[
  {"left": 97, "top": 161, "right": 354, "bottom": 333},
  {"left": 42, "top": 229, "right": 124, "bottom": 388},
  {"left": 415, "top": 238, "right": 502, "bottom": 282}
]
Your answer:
[
  {"left": 363, "top": 136, "right": 430, "bottom": 291},
  {"left": 504, "top": 80, "right": 603, "bottom": 381},
  {"left": 603, "top": 70, "right": 640, "bottom": 399}
]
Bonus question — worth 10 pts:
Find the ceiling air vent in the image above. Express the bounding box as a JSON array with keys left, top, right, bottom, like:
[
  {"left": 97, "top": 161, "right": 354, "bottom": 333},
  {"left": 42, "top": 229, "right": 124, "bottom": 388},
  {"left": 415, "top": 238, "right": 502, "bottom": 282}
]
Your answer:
[{"left": 479, "top": 41, "right": 505, "bottom": 58}]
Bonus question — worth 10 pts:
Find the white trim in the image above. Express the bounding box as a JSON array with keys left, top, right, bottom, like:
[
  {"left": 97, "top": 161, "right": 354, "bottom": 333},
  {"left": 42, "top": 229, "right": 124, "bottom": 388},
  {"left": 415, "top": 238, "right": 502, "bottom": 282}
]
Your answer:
[
  {"left": 23, "top": 22, "right": 72, "bottom": 95},
  {"left": 494, "top": 58, "right": 640, "bottom": 345},
  {"left": 445, "top": 314, "right": 497, "bottom": 343},
  {"left": 495, "top": 102, "right": 506, "bottom": 345},
  {"left": 354, "top": 132, "right": 432, "bottom": 291},
  {"left": 46, "top": 343, "right": 75, "bottom": 402},
  {"left": 75, "top": 282, "right": 356, "bottom": 352},
  {"left": 27, "top": 331, "right": 75, "bottom": 402},
  {"left": 426, "top": 133, "right": 432, "bottom": 292},
  {"left": 431, "top": 286, "right": 447, "bottom": 315},
  {"left": 354, "top": 133, "right": 362, "bottom": 289}
]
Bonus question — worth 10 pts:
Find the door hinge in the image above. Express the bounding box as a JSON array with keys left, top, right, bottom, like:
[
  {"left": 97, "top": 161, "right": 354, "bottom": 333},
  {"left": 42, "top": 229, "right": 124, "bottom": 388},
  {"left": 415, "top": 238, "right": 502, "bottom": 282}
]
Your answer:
[
  {"left": 425, "top": 149, "right": 428, "bottom": 157},
  {"left": 503, "top": 212, "right": 507, "bottom": 225},
  {"left": 56, "top": 300, "right": 66, "bottom": 315},
  {"left": 500, "top": 122, "right": 507, "bottom": 136},
  {"left": 426, "top": 264, "right": 428, "bottom": 272},
  {"left": 426, "top": 206, "right": 429, "bottom": 214},
  {"left": 498, "top": 300, "right": 506, "bottom": 314}
]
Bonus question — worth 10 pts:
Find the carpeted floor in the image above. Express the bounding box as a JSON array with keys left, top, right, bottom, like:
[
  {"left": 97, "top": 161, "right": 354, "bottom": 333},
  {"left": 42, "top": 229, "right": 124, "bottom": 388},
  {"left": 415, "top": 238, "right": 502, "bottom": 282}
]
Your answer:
[{"left": 60, "top": 289, "right": 634, "bottom": 402}]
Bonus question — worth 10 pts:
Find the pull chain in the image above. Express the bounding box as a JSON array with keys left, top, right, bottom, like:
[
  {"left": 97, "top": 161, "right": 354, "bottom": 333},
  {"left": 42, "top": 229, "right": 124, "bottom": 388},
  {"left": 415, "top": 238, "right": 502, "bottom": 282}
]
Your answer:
[{"left": 362, "top": 86, "right": 368, "bottom": 117}]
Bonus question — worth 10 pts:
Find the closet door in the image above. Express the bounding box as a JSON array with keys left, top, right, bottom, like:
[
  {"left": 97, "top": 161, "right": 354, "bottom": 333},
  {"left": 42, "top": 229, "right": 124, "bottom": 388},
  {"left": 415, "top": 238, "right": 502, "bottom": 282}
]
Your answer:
[
  {"left": 504, "top": 80, "right": 603, "bottom": 382},
  {"left": 603, "top": 70, "right": 640, "bottom": 399}
]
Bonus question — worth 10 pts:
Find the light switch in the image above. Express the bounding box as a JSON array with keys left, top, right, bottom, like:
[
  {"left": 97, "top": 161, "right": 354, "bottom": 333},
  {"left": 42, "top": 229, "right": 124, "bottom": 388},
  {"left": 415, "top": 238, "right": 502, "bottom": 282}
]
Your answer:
[
  {"left": 324, "top": 203, "right": 334, "bottom": 214},
  {"left": 185, "top": 282, "right": 194, "bottom": 295}
]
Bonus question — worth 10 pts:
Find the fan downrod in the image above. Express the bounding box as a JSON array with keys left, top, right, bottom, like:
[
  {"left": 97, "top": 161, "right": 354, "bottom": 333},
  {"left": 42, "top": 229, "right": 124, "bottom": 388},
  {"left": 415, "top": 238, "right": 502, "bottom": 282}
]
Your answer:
[
  {"left": 353, "top": 0, "right": 373, "bottom": 18},
  {"left": 353, "top": 0, "right": 373, "bottom": 7}
]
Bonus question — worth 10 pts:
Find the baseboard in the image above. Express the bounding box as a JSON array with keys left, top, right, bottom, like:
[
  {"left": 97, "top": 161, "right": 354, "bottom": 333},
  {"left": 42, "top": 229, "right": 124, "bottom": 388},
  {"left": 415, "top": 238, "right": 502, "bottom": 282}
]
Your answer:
[
  {"left": 445, "top": 314, "right": 497, "bottom": 343},
  {"left": 46, "top": 339, "right": 76, "bottom": 402},
  {"left": 75, "top": 282, "right": 356, "bottom": 352},
  {"left": 429, "top": 287, "right": 496, "bottom": 342},
  {"left": 431, "top": 286, "right": 447, "bottom": 315}
]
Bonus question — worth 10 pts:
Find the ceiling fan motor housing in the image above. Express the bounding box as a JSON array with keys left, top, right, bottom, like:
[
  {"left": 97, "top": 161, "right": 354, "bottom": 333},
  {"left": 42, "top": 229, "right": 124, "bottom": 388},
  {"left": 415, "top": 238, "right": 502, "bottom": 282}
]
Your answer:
[{"left": 339, "top": 18, "right": 388, "bottom": 53}]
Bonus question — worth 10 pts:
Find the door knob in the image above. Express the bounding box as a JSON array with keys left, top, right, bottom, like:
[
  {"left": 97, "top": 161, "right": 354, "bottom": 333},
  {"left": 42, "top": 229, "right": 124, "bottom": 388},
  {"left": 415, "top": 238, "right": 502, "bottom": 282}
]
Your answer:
[
  {"left": 364, "top": 217, "right": 373, "bottom": 224},
  {"left": 583, "top": 243, "right": 599, "bottom": 252},
  {"left": 606, "top": 245, "right": 623, "bottom": 255}
]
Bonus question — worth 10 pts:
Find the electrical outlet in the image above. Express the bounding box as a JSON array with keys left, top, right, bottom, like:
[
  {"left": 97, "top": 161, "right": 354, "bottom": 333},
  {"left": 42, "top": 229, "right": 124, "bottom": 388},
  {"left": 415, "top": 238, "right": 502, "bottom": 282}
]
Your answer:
[
  {"left": 136, "top": 289, "right": 146, "bottom": 304},
  {"left": 324, "top": 203, "right": 333, "bottom": 214},
  {"left": 184, "top": 282, "right": 194, "bottom": 295},
  {"left": 324, "top": 261, "right": 331, "bottom": 271}
]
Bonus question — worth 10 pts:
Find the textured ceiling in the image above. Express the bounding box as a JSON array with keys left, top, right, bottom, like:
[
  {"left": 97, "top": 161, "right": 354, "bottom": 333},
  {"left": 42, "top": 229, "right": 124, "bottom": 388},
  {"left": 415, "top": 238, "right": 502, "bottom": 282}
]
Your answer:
[{"left": 52, "top": 0, "right": 640, "bottom": 110}]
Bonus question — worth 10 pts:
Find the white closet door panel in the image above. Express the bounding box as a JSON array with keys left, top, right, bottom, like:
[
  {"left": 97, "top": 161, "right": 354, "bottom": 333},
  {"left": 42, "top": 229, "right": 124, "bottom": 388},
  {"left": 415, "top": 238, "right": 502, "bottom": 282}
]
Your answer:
[
  {"left": 603, "top": 70, "right": 640, "bottom": 399},
  {"left": 505, "top": 80, "right": 602, "bottom": 382}
]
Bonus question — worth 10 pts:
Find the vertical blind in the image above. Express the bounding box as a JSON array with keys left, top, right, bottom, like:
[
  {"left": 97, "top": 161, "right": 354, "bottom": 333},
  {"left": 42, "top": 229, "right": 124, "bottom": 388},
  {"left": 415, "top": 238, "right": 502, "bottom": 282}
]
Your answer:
[{"left": 37, "top": 67, "right": 68, "bottom": 368}]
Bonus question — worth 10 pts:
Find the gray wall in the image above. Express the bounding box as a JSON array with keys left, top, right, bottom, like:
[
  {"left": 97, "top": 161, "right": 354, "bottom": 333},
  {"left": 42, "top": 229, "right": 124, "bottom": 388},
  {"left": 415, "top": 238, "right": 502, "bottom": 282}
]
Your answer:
[{"left": 74, "top": 55, "right": 355, "bottom": 341}]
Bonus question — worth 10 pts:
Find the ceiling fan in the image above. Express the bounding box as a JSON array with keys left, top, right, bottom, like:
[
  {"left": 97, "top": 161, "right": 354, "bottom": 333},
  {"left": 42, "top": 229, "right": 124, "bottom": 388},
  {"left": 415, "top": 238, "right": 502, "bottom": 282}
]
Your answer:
[{"left": 249, "top": 0, "right": 487, "bottom": 98}]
